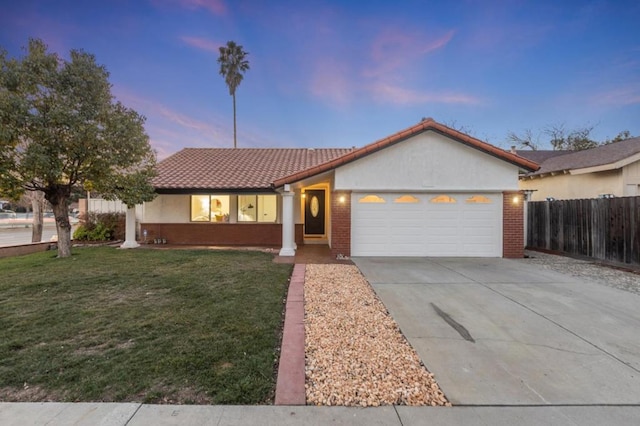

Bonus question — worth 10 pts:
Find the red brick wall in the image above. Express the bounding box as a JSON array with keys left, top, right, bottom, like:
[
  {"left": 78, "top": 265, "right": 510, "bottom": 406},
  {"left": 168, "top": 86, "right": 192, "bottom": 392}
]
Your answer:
[
  {"left": 140, "top": 223, "right": 284, "bottom": 246},
  {"left": 503, "top": 191, "right": 524, "bottom": 258},
  {"left": 330, "top": 192, "right": 351, "bottom": 257},
  {"left": 294, "top": 224, "right": 304, "bottom": 246}
]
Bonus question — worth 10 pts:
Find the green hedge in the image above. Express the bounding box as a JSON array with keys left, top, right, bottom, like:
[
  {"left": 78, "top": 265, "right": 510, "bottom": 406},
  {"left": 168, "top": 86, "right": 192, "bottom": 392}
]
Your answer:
[{"left": 73, "top": 212, "right": 125, "bottom": 241}]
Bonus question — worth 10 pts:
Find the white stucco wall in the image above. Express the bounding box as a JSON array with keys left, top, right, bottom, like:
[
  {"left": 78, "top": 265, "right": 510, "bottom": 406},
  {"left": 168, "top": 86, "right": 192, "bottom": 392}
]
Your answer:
[
  {"left": 143, "top": 194, "right": 190, "bottom": 223},
  {"left": 334, "top": 131, "right": 520, "bottom": 191},
  {"left": 623, "top": 160, "right": 640, "bottom": 196},
  {"left": 519, "top": 170, "right": 622, "bottom": 201}
]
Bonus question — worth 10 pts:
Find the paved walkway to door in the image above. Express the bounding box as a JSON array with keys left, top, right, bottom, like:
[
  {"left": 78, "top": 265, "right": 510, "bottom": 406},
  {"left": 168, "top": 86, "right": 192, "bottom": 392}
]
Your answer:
[{"left": 354, "top": 257, "right": 640, "bottom": 406}]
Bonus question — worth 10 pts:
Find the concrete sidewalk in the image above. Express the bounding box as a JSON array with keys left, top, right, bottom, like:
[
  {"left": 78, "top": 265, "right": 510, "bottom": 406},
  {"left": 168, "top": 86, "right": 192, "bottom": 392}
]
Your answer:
[{"left": 2, "top": 402, "right": 640, "bottom": 425}]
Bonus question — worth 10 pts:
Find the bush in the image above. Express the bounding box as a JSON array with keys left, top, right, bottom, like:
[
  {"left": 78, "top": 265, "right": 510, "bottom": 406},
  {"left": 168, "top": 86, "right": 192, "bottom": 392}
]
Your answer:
[{"left": 73, "top": 212, "right": 125, "bottom": 241}]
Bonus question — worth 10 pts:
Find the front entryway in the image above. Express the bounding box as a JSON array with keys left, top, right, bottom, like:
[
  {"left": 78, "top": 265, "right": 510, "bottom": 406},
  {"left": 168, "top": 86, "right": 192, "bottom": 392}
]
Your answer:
[{"left": 304, "top": 189, "right": 325, "bottom": 236}]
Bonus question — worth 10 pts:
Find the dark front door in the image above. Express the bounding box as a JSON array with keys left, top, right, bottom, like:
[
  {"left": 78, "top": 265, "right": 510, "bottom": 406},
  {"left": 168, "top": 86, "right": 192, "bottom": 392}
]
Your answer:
[{"left": 304, "top": 190, "right": 325, "bottom": 235}]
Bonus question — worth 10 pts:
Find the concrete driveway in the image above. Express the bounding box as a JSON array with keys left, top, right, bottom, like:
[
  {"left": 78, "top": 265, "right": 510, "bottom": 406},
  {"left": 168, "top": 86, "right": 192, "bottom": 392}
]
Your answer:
[{"left": 353, "top": 257, "right": 640, "bottom": 405}]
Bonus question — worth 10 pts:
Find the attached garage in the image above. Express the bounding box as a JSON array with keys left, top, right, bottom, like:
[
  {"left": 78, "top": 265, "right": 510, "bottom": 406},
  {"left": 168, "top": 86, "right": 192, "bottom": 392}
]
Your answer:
[
  {"left": 351, "top": 192, "right": 502, "bottom": 257},
  {"left": 272, "top": 118, "right": 540, "bottom": 259}
]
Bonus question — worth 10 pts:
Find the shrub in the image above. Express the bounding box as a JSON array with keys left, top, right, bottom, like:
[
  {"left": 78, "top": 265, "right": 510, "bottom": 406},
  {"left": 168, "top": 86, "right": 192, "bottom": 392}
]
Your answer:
[{"left": 73, "top": 212, "right": 125, "bottom": 241}]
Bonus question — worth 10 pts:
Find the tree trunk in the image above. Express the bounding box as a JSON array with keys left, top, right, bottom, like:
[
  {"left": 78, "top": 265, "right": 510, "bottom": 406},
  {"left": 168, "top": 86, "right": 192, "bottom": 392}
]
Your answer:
[
  {"left": 51, "top": 200, "right": 72, "bottom": 258},
  {"left": 31, "top": 191, "right": 45, "bottom": 243},
  {"left": 233, "top": 92, "right": 237, "bottom": 149}
]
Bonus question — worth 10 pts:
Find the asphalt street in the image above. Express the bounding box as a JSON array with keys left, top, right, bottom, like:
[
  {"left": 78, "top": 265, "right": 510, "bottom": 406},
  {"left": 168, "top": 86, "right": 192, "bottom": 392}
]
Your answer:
[{"left": 0, "top": 224, "right": 62, "bottom": 247}]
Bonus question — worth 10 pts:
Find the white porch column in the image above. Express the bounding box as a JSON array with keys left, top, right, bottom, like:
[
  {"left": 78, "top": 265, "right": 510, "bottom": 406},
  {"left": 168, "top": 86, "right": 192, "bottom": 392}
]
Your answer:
[
  {"left": 279, "top": 186, "right": 296, "bottom": 257},
  {"left": 120, "top": 206, "right": 140, "bottom": 249}
]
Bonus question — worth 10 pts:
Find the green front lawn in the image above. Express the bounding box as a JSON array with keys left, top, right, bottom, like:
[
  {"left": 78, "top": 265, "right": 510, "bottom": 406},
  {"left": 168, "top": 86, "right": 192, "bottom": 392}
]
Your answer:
[{"left": 0, "top": 247, "right": 292, "bottom": 404}]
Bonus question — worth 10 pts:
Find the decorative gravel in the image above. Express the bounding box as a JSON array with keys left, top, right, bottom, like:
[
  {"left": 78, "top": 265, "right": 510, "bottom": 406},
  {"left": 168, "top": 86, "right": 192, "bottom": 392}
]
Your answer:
[
  {"left": 304, "top": 264, "right": 450, "bottom": 407},
  {"left": 521, "top": 250, "right": 640, "bottom": 295}
]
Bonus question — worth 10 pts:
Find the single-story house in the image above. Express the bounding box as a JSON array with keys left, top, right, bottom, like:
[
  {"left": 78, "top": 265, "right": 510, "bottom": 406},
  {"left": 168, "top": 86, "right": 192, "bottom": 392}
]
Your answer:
[
  {"left": 518, "top": 137, "right": 640, "bottom": 201},
  {"left": 139, "top": 118, "right": 538, "bottom": 258}
]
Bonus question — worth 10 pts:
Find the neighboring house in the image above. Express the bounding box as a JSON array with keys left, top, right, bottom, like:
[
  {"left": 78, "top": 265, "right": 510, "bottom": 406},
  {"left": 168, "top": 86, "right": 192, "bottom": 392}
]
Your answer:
[
  {"left": 518, "top": 137, "right": 640, "bottom": 201},
  {"left": 78, "top": 197, "right": 142, "bottom": 219},
  {"left": 140, "top": 119, "right": 538, "bottom": 258}
]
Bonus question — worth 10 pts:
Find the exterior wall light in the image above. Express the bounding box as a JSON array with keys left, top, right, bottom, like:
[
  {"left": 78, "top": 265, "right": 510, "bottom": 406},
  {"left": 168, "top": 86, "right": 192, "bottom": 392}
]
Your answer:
[
  {"left": 339, "top": 195, "right": 346, "bottom": 203},
  {"left": 512, "top": 195, "right": 520, "bottom": 205},
  {"left": 301, "top": 193, "right": 306, "bottom": 199}
]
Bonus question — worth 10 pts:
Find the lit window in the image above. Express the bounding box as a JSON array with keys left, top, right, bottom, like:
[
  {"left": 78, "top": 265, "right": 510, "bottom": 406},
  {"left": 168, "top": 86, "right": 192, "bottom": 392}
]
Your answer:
[
  {"left": 394, "top": 195, "right": 419, "bottom": 203},
  {"left": 238, "top": 195, "right": 257, "bottom": 222},
  {"left": 191, "top": 195, "right": 210, "bottom": 222},
  {"left": 210, "top": 196, "right": 230, "bottom": 221},
  {"left": 466, "top": 195, "right": 492, "bottom": 204},
  {"left": 258, "top": 195, "right": 277, "bottom": 222},
  {"left": 238, "top": 194, "right": 278, "bottom": 222},
  {"left": 190, "top": 195, "right": 230, "bottom": 222},
  {"left": 358, "top": 195, "right": 386, "bottom": 203},
  {"left": 430, "top": 195, "right": 456, "bottom": 203}
]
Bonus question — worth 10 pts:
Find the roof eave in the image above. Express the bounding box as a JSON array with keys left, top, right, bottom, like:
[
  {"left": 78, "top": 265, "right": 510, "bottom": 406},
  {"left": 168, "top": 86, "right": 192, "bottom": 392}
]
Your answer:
[{"left": 155, "top": 187, "right": 277, "bottom": 194}]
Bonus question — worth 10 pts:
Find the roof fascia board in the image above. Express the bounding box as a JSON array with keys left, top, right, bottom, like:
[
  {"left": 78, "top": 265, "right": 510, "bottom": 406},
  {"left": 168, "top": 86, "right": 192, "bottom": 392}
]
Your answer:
[
  {"left": 155, "top": 188, "right": 278, "bottom": 195},
  {"left": 570, "top": 151, "right": 640, "bottom": 175}
]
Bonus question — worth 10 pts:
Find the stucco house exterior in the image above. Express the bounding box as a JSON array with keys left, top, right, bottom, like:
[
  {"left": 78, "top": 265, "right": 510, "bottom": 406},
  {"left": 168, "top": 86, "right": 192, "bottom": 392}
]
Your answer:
[
  {"left": 518, "top": 137, "right": 640, "bottom": 201},
  {"left": 137, "top": 119, "right": 538, "bottom": 258}
]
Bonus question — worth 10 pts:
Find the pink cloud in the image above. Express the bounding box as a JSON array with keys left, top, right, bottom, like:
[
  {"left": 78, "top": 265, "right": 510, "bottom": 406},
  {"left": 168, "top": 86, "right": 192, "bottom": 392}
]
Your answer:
[
  {"left": 180, "top": 36, "right": 221, "bottom": 53},
  {"left": 150, "top": 0, "right": 226, "bottom": 15},
  {"left": 591, "top": 85, "right": 640, "bottom": 106},
  {"left": 365, "top": 29, "right": 455, "bottom": 78},
  {"left": 371, "top": 83, "right": 481, "bottom": 106},
  {"left": 183, "top": 0, "right": 226, "bottom": 15},
  {"left": 309, "top": 58, "right": 351, "bottom": 105},
  {"left": 305, "top": 26, "right": 475, "bottom": 107},
  {"left": 112, "top": 86, "right": 283, "bottom": 153}
]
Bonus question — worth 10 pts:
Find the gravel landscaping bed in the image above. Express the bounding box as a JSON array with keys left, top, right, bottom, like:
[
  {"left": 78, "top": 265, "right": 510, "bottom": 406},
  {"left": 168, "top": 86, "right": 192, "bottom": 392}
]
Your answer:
[
  {"left": 521, "top": 250, "right": 640, "bottom": 295},
  {"left": 304, "top": 264, "right": 450, "bottom": 407}
]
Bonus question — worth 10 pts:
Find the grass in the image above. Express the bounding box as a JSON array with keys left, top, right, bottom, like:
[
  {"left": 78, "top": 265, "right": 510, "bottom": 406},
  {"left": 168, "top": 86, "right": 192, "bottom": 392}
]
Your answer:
[{"left": 0, "top": 247, "right": 292, "bottom": 404}]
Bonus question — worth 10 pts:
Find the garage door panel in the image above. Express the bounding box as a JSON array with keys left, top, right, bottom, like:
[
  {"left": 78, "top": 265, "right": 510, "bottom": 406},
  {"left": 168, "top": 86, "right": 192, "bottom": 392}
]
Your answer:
[{"left": 351, "top": 192, "right": 502, "bottom": 257}]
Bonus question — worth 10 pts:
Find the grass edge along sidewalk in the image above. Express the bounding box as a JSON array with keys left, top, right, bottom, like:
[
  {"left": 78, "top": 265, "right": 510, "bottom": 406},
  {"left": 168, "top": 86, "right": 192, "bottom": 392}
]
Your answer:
[{"left": 0, "top": 247, "right": 292, "bottom": 405}]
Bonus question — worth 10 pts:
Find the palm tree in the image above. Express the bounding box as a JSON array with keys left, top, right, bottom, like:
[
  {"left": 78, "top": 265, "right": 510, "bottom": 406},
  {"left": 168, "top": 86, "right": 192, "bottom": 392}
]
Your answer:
[{"left": 217, "top": 41, "right": 250, "bottom": 148}]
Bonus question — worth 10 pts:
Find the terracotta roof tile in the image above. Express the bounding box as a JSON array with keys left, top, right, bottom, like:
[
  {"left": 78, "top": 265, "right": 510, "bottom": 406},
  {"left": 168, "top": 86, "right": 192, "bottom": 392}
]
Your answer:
[
  {"left": 154, "top": 119, "right": 540, "bottom": 191},
  {"left": 153, "top": 148, "right": 353, "bottom": 190}
]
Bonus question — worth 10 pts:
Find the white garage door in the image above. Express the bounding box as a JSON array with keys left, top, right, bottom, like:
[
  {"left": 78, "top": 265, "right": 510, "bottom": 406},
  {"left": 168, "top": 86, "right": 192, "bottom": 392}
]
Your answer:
[{"left": 351, "top": 192, "right": 502, "bottom": 257}]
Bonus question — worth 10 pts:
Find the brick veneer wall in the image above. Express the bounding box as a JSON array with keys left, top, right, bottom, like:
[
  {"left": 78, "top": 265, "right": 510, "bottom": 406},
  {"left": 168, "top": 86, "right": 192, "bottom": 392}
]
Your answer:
[
  {"left": 503, "top": 191, "right": 524, "bottom": 258},
  {"left": 330, "top": 192, "right": 351, "bottom": 257},
  {"left": 139, "top": 223, "right": 305, "bottom": 247}
]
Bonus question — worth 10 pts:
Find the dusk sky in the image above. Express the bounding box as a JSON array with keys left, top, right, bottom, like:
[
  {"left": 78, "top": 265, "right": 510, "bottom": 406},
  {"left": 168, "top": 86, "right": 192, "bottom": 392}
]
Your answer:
[{"left": 1, "top": 0, "right": 639, "bottom": 159}]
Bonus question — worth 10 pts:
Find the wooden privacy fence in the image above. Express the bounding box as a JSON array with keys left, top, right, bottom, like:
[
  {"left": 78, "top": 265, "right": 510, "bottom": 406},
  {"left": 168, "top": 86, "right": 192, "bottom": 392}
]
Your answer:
[{"left": 527, "top": 196, "right": 640, "bottom": 267}]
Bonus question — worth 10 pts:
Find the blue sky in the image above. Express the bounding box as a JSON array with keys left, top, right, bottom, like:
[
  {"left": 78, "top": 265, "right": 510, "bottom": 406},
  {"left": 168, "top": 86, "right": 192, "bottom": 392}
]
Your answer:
[{"left": 1, "top": 0, "right": 639, "bottom": 158}]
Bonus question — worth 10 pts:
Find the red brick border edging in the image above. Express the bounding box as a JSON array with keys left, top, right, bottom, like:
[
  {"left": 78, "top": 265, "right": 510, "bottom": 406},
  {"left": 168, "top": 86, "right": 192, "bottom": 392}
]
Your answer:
[{"left": 274, "top": 263, "right": 306, "bottom": 405}]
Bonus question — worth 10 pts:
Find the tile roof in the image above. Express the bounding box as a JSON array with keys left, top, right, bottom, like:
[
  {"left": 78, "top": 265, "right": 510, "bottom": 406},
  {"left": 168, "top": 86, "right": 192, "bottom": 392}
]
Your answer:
[
  {"left": 522, "top": 137, "right": 640, "bottom": 176},
  {"left": 273, "top": 118, "right": 539, "bottom": 187},
  {"left": 152, "top": 148, "right": 353, "bottom": 190},
  {"left": 153, "top": 119, "right": 541, "bottom": 191}
]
